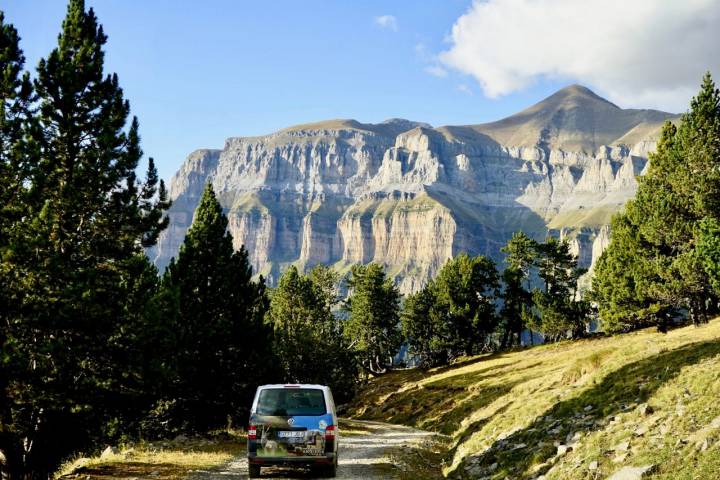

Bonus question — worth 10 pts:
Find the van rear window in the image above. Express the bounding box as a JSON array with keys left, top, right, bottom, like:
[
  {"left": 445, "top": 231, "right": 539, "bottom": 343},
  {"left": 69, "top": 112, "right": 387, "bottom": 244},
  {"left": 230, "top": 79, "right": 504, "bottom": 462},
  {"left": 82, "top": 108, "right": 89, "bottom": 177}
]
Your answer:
[{"left": 256, "top": 388, "right": 326, "bottom": 416}]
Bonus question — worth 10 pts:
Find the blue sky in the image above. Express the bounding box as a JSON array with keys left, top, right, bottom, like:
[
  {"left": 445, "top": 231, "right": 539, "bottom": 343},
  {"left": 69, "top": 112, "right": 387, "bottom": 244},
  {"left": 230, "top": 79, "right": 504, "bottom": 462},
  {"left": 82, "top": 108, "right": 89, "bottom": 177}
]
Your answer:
[{"left": 4, "top": 1, "right": 717, "bottom": 182}]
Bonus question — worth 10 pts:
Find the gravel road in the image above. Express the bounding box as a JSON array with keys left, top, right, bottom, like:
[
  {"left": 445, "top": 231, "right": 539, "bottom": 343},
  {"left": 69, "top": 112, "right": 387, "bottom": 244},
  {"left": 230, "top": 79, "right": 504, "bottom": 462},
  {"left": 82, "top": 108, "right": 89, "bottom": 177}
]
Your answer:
[{"left": 187, "top": 419, "right": 438, "bottom": 480}]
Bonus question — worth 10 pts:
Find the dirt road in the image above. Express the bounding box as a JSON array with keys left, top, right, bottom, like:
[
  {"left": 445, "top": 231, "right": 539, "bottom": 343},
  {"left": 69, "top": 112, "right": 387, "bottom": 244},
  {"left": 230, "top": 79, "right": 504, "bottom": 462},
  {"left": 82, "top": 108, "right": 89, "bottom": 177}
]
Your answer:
[{"left": 188, "top": 419, "right": 441, "bottom": 480}]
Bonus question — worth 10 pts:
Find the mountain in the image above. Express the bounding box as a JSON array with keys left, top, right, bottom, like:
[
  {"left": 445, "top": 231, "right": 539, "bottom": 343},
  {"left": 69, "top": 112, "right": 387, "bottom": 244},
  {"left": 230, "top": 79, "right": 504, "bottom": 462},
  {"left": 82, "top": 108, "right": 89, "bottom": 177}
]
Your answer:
[{"left": 148, "top": 85, "right": 678, "bottom": 292}]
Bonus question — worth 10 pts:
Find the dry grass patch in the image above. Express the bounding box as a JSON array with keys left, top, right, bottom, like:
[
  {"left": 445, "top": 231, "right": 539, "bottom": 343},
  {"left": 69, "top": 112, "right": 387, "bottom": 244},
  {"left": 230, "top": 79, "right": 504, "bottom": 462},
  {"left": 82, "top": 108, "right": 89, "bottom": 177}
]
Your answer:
[{"left": 56, "top": 434, "right": 246, "bottom": 480}]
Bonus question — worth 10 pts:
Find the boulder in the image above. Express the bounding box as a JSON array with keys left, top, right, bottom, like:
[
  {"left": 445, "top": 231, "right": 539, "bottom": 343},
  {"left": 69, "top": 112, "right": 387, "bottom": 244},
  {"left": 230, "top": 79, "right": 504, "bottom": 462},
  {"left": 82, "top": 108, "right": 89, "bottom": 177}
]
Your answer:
[
  {"left": 100, "top": 446, "right": 118, "bottom": 459},
  {"left": 556, "top": 444, "right": 570, "bottom": 456},
  {"left": 614, "top": 441, "right": 631, "bottom": 452},
  {"left": 607, "top": 465, "right": 656, "bottom": 480}
]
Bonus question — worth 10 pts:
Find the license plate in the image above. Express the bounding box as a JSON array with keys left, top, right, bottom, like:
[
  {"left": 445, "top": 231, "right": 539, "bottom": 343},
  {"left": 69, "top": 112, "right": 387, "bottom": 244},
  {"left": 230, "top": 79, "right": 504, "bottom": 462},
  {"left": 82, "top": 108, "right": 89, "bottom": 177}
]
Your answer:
[{"left": 278, "top": 431, "right": 305, "bottom": 438}]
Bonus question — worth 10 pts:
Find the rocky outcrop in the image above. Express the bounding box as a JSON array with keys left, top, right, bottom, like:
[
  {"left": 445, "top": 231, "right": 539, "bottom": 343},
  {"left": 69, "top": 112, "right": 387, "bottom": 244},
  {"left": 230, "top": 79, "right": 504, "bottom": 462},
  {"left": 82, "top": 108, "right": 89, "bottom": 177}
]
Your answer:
[{"left": 150, "top": 87, "right": 678, "bottom": 292}]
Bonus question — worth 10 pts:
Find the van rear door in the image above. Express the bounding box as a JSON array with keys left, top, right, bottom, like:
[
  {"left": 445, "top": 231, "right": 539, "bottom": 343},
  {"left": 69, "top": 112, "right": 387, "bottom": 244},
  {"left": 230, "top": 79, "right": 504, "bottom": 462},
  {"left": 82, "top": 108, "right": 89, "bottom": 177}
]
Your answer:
[{"left": 250, "top": 387, "right": 332, "bottom": 458}]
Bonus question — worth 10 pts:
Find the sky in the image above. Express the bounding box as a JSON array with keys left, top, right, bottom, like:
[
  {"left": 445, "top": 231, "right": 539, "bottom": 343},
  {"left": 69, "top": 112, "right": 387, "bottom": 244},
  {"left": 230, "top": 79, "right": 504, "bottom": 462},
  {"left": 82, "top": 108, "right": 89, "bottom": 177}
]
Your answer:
[{"left": 3, "top": 0, "right": 719, "bottom": 182}]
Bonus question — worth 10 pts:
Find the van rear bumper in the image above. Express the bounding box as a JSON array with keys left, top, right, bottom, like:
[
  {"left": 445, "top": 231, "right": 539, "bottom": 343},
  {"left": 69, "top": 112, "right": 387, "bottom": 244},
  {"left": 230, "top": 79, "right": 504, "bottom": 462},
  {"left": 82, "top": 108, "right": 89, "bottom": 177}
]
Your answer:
[{"left": 248, "top": 453, "right": 336, "bottom": 466}]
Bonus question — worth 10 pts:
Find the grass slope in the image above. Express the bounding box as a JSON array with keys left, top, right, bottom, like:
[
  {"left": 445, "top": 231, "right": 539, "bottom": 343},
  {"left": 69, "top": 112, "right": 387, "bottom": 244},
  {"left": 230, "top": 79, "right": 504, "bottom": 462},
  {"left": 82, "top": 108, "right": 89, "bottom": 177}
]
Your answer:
[{"left": 347, "top": 318, "right": 720, "bottom": 479}]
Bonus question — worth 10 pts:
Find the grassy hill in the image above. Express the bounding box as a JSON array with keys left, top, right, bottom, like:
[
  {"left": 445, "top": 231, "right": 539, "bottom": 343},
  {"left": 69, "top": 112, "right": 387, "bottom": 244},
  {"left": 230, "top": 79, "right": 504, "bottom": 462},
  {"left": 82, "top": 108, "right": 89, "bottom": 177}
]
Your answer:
[{"left": 347, "top": 318, "right": 720, "bottom": 479}]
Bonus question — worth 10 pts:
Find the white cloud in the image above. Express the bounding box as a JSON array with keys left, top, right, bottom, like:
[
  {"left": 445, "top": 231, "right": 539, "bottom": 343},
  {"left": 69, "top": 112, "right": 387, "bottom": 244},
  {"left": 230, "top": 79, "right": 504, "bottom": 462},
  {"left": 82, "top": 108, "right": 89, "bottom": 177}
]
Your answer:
[
  {"left": 439, "top": 0, "right": 720, "bottom": 111},
  {"left": 374, "top": 15, "right": 398, "bottom": 31},
  {"left": 425, "top": 65, "right": 448, "bottom": 78}
]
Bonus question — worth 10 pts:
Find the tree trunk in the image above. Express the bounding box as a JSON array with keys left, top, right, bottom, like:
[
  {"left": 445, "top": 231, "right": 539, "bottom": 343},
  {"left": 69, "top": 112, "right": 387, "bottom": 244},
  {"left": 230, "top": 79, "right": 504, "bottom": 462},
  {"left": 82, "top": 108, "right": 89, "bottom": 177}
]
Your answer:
[{"left": 500, "top": 328, "right": 510, "bottom": 350}]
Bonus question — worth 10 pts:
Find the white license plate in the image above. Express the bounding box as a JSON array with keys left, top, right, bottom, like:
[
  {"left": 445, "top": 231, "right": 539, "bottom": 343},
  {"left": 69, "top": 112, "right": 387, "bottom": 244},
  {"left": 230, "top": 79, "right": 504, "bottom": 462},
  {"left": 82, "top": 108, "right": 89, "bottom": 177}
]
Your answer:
[{"left": 278, "top": 431, "right": 305, "bottom": 438}]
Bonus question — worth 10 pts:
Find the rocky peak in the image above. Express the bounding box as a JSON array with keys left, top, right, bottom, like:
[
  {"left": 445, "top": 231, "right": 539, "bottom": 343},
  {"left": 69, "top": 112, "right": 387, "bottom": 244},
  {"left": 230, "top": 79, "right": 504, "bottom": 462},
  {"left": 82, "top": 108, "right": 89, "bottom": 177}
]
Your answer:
[{"left": 470, "top": 85, "right": 675, "bottom": 152}]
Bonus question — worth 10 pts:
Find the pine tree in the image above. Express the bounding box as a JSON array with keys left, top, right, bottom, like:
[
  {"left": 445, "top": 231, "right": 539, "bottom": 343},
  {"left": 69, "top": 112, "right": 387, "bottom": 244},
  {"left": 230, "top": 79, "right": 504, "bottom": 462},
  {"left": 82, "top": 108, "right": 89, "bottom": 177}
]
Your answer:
[
  {"left": 531, "top": 237, "right": 589, "bottom": 340},
  {"left": 500, "top": 232, "right": 537, "bottom": 346},
  {"left": 160, "top": 183, "right": 271, "bottom": 432},
  {"left": 592, "top": 74, "right": 720, "bottom": 331},
  {"left": 0, "top": 13, "right": 36, "bottom": 480},
  {"left": 344, "top": 263, "right": 402, "bottom": 374},
  {"left": 432, "top": 253, "right": 500, "bottom": 356},
  {"left": 499, "top": 266, "right": 530, "bottom": 347},
  {"left": 0, "top": 11, "right": 34, "bottom": 238},
  {"left": 401, "top": 283, "right": 450, "bottom": 367},
  {"left": 0, "top": 2, "right": 169, "bottom": 476},
  {"left": 266, "top": 265, "right": 358, "bottom": 401}
]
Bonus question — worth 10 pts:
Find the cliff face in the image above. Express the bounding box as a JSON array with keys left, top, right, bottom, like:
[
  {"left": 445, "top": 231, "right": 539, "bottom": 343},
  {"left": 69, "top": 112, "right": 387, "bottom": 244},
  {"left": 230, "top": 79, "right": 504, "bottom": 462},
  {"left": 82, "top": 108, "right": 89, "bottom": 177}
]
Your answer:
[{"left": 150, "top": 86, "right": 677, "bottom": 292}]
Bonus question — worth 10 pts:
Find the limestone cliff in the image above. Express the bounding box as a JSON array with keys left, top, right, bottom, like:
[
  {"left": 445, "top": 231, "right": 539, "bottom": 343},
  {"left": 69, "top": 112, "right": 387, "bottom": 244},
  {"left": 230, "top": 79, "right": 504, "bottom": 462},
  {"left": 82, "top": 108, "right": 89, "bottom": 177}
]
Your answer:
[{"left": 150, "top": 86, "right": 677, "bottom": 292}]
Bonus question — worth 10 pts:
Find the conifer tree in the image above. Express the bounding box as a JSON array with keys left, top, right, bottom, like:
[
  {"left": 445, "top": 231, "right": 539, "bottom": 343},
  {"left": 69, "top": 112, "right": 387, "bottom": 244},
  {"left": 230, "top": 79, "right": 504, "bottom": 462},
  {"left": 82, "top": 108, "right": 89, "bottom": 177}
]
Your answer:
[
  {"left": 160, "top": 183, "right": 271, "bottom": 432},
  {"left": 592, "top": 74, "right": 720, "bottom": 331},
  {"left": 432, "top": 253, "right": 500, "bottom": 355},
  {"left": 402, "top": 283, "right": 450, "bottom": 367},
  {"left": 499, "top": 232, "right": 537, "bottom": 346},
  {"left": 0, "top": 13, "right": 36, "bottom": 480},
  {"left": 530, "top": 237, "right": 589, "bottom": 340},
  {"left": 0, "top": 2, "right": 169, "bottom": 476},
  {"left": 266, "top": 265, "right": 358, "bottom": 401},
  {"left": 0, "top": 11, "right": 34, "bottom": 238},
  {"left": 345, "top": 263, "right": 402, "bottom": 374}
]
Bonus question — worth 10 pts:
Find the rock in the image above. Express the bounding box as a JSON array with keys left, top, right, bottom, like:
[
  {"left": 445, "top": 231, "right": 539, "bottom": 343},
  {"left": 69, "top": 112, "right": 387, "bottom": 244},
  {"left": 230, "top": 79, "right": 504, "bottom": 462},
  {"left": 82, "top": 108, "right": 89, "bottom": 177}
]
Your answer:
[
  {"left": 150, "top": 88, "right": 673, "bottom": 293},
  {"left": 173, "top": 434, "right": 188, "bottom": 443},
  {"left": 68, "top": 458, "right": 91, "bottom": 475},
  {"left": 612, "top": 454, "right": 628, "bottom": 463},
  {"left": 100, "top": 446, "right": 118, "bottom": 459},
  {"left": 584, "top": 405, "right": 594, "bottom": 412},
  {"left": 607, "top": 465, "right": 657, "bottom": 479},
  {"left": 556, "top": 444, "right": 571, "bottom": 456},
  {"left": 497, "top": 426, "right": 522, "bottom": 440},
  {"left": 588, "top": 460, "right": 599, "bottom": 470},
  {"left": 634, "top": 425, "right": 648, "bottom": 436},
  {"left": 566, "top": 431, "right": 582, "bottom": 444},
  {"left": 710, "top": 416, "right": 720, "bottom": 429},
  {"left": 513, "top": 443, "right": 527, "bottom": 450},
  {"left": 638, "top": 403, "right": 654, "bottom": 416},
  {"left": 614, "top": 441, "right": 631, "bottom": 452}
]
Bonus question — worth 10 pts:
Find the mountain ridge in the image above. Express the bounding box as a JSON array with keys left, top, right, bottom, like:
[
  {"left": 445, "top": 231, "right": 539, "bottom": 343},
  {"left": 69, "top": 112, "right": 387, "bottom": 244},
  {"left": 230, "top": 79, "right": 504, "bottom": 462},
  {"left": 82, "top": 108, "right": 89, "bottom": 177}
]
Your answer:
[{"left": 149, "top": 85, "right": 679, "bottom": 292}]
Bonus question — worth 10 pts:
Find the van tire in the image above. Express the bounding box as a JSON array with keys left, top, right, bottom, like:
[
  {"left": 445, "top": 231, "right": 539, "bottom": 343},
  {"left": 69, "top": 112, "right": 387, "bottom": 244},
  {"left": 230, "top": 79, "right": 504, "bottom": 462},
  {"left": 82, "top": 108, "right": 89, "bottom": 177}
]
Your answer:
[
  {"left": 322, "top": 459, "right": 337, "bottom": 477},
  {"left": 248, "top": 464, "right": 261, "bottom": 478}
]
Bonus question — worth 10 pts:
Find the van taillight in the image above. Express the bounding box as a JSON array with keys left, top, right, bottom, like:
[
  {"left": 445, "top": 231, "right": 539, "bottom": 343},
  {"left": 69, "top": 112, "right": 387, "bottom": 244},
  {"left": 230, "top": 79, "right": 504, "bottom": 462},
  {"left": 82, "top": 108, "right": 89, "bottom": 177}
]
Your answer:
[
  {"left": 248, "top": 426, "right": 257, "bottom": 440},
  {"left": 325, "top": 425, "right": 336, "bottom": 440}
]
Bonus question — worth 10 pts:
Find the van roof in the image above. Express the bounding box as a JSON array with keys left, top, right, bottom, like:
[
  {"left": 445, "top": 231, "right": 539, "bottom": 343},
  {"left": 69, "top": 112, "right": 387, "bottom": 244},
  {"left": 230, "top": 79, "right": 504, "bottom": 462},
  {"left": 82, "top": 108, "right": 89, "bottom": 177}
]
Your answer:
[{"left": 257, "top": 384, "right": 330, "bottom": 390}]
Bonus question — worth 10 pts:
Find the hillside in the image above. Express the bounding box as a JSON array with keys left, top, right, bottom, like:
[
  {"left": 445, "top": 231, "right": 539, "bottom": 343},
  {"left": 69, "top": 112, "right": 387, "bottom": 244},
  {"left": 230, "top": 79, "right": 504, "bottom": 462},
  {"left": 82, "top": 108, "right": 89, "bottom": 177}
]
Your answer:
[
  {"left": 347, "top": 318, "right": 720, "bottom": 479},
  {"left": 148, "top": 86, "right": 678, "bottom": 293}
]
